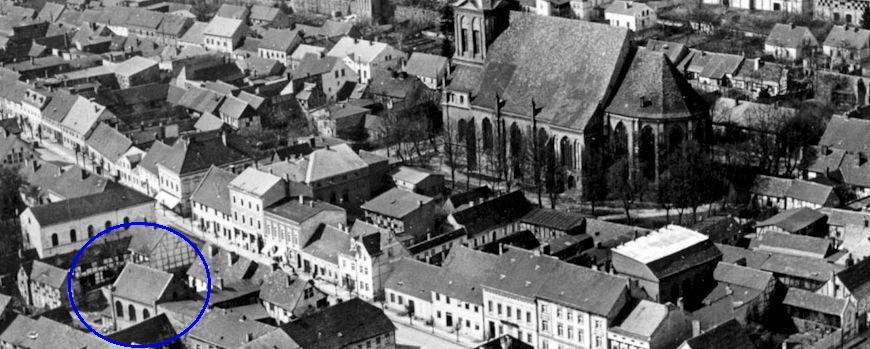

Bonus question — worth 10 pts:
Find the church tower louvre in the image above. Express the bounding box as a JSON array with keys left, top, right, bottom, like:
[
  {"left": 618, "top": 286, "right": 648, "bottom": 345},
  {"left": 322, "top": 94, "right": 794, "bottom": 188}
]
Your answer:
[{"left": 451, "top": 0, "right": 511, "bottom": 66}]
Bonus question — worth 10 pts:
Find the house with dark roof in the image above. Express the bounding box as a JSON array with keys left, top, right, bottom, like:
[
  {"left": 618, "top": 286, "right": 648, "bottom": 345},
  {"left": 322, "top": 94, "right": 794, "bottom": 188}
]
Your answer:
[
  {"left": 820, "top": 256, "right": 870, "bottom": 329},
  {"left": 751, "top": 231, "right": 832, "bottom": 259},
  {"left": 703, "top": 262, "right": 777, "bottom": 322},
  {"left": 259, "top": 270, "right": 327, "bottom": 324},
  {"left": 263, "top": 196, "right": 346, "bottom": 268},
  {"left": 250, "top": 5, "right": 290, "bottom": 28},
  {"left": 605, "top": 47, "right": 709, "bottom": 182},
  {"left": 823, "top": 25, "right": 870, "bottom": 71},
  {"left": 258, "top": 28, "right": 302, "bottom": 67},
  {"left": 612, "top": 225, "right": 722, "bottom": 306},
  {"left": 292, "top": 52, "right": 359, "bottom": 102},
  {"left": 607, "top": 300, "right": 693, "bottom": 349},
  {"left": 765, "top": 23, "right": 818, "bottom": 61},
  {"left": 446, "top": 191, "right": 534, "bottom": 249},
  {"left": 784, "top": 287, "right": 857, "bottom": 335},
  {"left": 335, "top": 220, "right": 407, "bottom": 300},
  {"left": 0, "top": 129, "right": 34, "bottom": 170},
  {"left": 676, "top": 319, "right": 756, "bottom": 349},
  {"left": 154, "top": 131, "right": 255, "bottom": 216},
  {"left": 110, "top": 263, "right": 188, "bottom": 330},
  {"left": 755, "top": 207, "right": 828, "bottom": 238},
  {"left": 731, "top": 58, "right": 789, "bottom": 97},
  {"left": 107, "top": 313, "right": 179, "bottom": 347},
  {"left": 750, "top": 175, "right": 840, "bottom": 210},
  {"left": 760, "top": 252, "right": 844, "bottom": 291},
  {"left": 0, "top": 316, "right": 116, "bottom": 349},
  {"left": 18, "top": 259, "right": 79, "bottom": 309},
  {"left": 281, "top": 298, "right": 396, "bottom": 349},
  {"left": 186, "top": 244, "right": 267, "bottom": 295},
  {"left": 19, "top": 186, "right": 154, "bottom": 258},
  {"left": 518, "top": 207, "right": 587, "bottom": 244},
  {"left": 361, "top": 188, "right": 436, "bottom": 244}
]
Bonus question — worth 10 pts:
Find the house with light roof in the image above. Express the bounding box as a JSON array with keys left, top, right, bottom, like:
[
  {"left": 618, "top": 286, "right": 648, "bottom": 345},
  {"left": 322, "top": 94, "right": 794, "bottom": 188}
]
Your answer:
[
  {"left": 326, "top": 36, "right": 405, "bottom": 83},
  {"left": 228, "top": 167, "right": 287, "bottom": 254},
  {"left": 607, "top": 300, "right": 692, "bottom": 349},
  {"left": 110, "top": 263, "right": 188, "bottom": 330},
  {"left": 203, "top": 16, "right": 247, "bottom": 52}
]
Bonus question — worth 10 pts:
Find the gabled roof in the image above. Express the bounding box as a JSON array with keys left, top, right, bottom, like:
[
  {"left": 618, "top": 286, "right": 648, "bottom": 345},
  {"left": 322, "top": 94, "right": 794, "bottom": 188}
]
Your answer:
[
  {"left": 0, "top": 316, "right": 114, "bottom": 349},
  {"left": 281, "top": 299, "right": 395, "bottom": 349},
  {"left": 749, "top": 174, "right": 791, "bottom": 198},
  {"left": 189, "top": 307, "right": 276, "bottom": 348},
  {"left": 713, "top": 262, "right": 773, "bottom": 291},
  {"left": 138, "top": 140, "right": 173, "bottom": 175},
  {"left": 824, "top": 25, "right": 870, "bottom": 50},
  {"left": 28, "top": 186, "right": 153, "bottom": 226},
  {"left": 606, "top": 48, "right": 707, "bottom": 120},
  {"left": 327, "top": 36, "right": 395, "bottom": 64},
  {"left": 204, "top": 16, "right": 244, "bottom": 38},
  {"left": 86, "top": 123, "right": 133, "bottom": 163},
  {"left": 520, "top": 207, "right": 587, "bottom": 231},
  {"left": 302, "top": 225, "right": 351, "bottom": 264},
  {"left": 60, "top": 96, "right": 111, "bottom": 136},
  {"left": 786, "top": 179, "right": 835, "bottom": 205},
  {"left": 112, "top": 56, "right": 157, "bottom": 77},
  {"left": 250, "top": 5, "right": 282, "bottom": 22},
  {"left": 605, "top": 1, "right": 653, "bottom": 16},
  {"left": 404, "top": 52, "right": 448, "bottom": 79},
  {"left": 361, "top": 188, "right": 433, "bottom": 219},
  {"left": 434, "top": 245, "right": 501, "bottom": 304},
  {"left": 108, "top": 313, "right": 178, "bottom": 345},
  {"left": 716, "top": 243, "right": 772, "bottom": 269},
  {"left": 836, "top": 256, "right": 870, "bottom": 299},
  {"left": 450, "top": 191, "right": 533, "bottom": 236},
  {"left": 266, "top": 198, "right": 344, "bottom": 224},
  {"left": 760, "top": 252, "right": 844, "bottom": 282},
  {"left": 383, "top": 257, "right": 441, "bottom": 301},
  {"left": 681, "top": 319, "right": 755, "bottom": 349},
  {"left": 784, "top": 287, "right": 847, "bottom": 316},
  {"left": 215, "top": 4, "right": 248, "bottom": 20},
  {"left": 755, "top": 207, "right": 826, "bottom": 233},
  {"left": 613, "top": 225, "right": 722, "bottom": 279},
  {"left": 37, "top": 2, "right": 65, "bottom": 22},
  {"left": 187, "top": 244, "right": 261, "bottom": 284},
  {"left": 609, "top": 300, "right": 670, "bottom": 340},
  {"left": 112, "top": 263, "right": 173, "bottom": 305},
  {"left": 645, "top": 39, "right": 687, "bottom": 63},
  {"left": 159, "top": 132, "right": 251, "bottom": 175},
  {"left": 820, "top": 115, "right": 870, "bottom": 154},
  {"left": 679, "top": 49, "right": 744, "bottom": 80},
  {"left": 259, "top": 270, "right": 313, "bottom": 310},
  {"left": 259, "top": 28, "right": 300, "bottom": 52},
  {"left": 766, "top": 23, "right": 817, "bottom": 49},
  {"left": 29, "top": 260, "right": 67, "bottom": 289},
  {"left": 229, "top": 167, "right": 282, "bottom": 196},
  {"left": 465, "top": 12, "right": 629, "bottom": 131}
]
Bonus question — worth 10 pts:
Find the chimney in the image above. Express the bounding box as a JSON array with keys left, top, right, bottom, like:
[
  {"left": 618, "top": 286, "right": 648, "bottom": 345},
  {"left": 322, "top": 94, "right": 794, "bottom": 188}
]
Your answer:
[
  {"left": 298, "top": 195, "right": 304, "bottom": 204},
  {"left": 790, "top": 22, "right": 795, "bottom": 29},
  {"left": 221, "top": 130, "right": 227, "bottom": 146},
  {"left": 81, "top": 169, "right": 88, "bottom": 180},
  {"left": 677, "top": 297, "right": 685, "bottom": 310},
  {"left": 725, "top": 285, "right": 733, "bottom": 295},
  {"left": 30, "top": 159, "right": 38, "bottom": 173},
  {"left": 692, "top": 320, "right": 701, "bottom": 337},
  {"left": 208, "top": 244, "right": 217, "bottom": 257},
  {"left": 227, "top": 251, "right": 236, "bottom": 266},
  {"left": 245, "top": 333, "right": 253, "bottom": 342},
  {"left": 624, "top": 1, "right": 631, "bottom": 9},
  {"left": 30, "top": 57, "right": 34, "bottom": 65},
  {"left": 417, "top": 200, "right": 423, "bottom": 207},
  {"left": 217, "top": 277, "right": 224, "bottom": 289}
]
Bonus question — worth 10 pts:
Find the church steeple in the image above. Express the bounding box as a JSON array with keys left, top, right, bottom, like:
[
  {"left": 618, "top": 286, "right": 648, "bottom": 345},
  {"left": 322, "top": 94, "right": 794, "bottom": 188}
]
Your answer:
[{"left": 451, "top": 0, "right": 510, "bottom": 65}]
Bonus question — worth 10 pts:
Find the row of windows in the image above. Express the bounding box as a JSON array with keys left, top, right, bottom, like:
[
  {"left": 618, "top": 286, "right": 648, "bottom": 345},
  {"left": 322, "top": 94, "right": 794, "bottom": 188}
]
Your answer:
[
  {"left": 488, "top": 300, "right": 532, "bottom": 323},
  {"left": 49, "top": 218, "right": 130, "bottom": 247}
]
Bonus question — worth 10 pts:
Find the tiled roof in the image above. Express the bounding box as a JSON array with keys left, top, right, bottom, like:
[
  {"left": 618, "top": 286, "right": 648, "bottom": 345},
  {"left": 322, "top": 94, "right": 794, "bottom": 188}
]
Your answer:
[
  {"left": 0, "top": 316, "right": 115, "bottom": 349},
  {"left": 606, "top": 48, "right": 707, "bottom": 120},
  {"left": 187, "top": 245, "right": 261, "bottom": 285},
  {"left": 138, "top": 140, "right": 173, "bottom": 175},
  {"left": 784, "top": 287, "right": 846, "bottom": 316},
  {"left": 215, "top": 4, "right": 248, "bottom": 19},
  {"left": 250, "top": 5, "right": 281, "bottom": 21},
  {"left": 86, "top": 123, "right": 132, "bottom": 163},
  {"left": 820, "top": 116, "right": 870, "bottom": 154},
  {"left": 713, "top": 262, "right": 773, "bottom": 290},
  {"left": 61, "top": 96, "right": 112, "bottom": 136},
  {"left": 470, "top": 12, "right": 629, "bottom": 131},
  {"left": 361, "top": 188, "right": 433, "bottom": 219},
  {"left": 112, "top": 263, "right": 173, "bottom": 305},
  {"left": 679, "top": 49, "right": 744, "bottom": 80},
  {"left": 786, "top": 179, "right": 835, "bottom": 205},
  {"left": 259, "top": 270, "right": 312, "bottom": 310},
  {"left": 229, "top": 167, "right": 282, "bottom": 196},
  {"left": 749, "top": 174, "right": 791, "bottom": 198},
  {"left": 239, "top": 329, "right": 302, "bottom": 349},
  {"left": 384, "top": 257, "right": 441, "bottom": 301},
  {"left": 760, "top": 252, "right": 843, "bottom": 282},
  {"left": 837, "top": 254, "right": 870, "bottom": 299},
  {"left": 327, "top": 36, "right": 394, "bottom": 64},
  {"left": 716, "top": 243, "right": 772, "bottom": 269},
  {"left": 606, "top": 1, "right": 653, "bottom": 16},
  {"left": 434, "top": 246, "right": 501, "bottom": 304},
  {"left": 281, "top": 299, "right": 395, "bottom": 349},
  {"left": 301, "top": 225, "right": 350, "bottom": 264},
  {"left": 682, "top": 319, "right": 755, "bottom": 349},
  {"left": 756, "top": 207, "right": 825, "bottom": 233},
  {"left": 189, "top": 307, "right": 275, "bottom": 348},
  {"left": 180, "top": 21, "right": 208, "bottom": 44},
  {"left": 520, "top": 207, "right": 587, "bottom": 231},
  {"left": 194, "top": 112, "right": 224, "bottom": 132},
  {"left": 645, "top": 39, "right": 687, "bottom": 63},
  {"left": 753, "top": 231, "right": 830, "bottom": 258},
  {"left": 766, "top": 23, "right": 817, "bottom": 49},
  {"left": 28, "top": 186, "right": 153, "bottom": 226},
  {"left": 112, "top": 56, "right": 157, "bottom": 77},
  {"left": 108, "top": 313, "right": 178, "bottom": 345},
  {"left": 824, "top": 25, "right": 870, "bottom": 50},
  {"left": 160, "top": 132, "right": 252, "bottom": 175},
  {"left": 204, "top": 17, "right": 244, "bottom": 38},
  {"left": 450, "top": 191, "right": 533, "bottom": 236},
  {"left": 290, "top": 44, "right": 326, "bottom": 62},
  {"left": 29, "top": 259, "right": 67, "bottom": 289},
  {"left": 404, "top": 52, "right": 448, "bottom": 79},
  {"left": 259, "top": 28, "right": 300, "bottom": 52}
]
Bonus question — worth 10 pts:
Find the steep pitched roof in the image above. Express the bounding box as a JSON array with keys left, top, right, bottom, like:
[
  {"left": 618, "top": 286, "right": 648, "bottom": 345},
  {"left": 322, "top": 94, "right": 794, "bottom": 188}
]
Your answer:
[
  {"left": 384, "top": 257, "right": 441, "bottom": 301},
  {"left": 836, "top": 256, "right": 870, "bottom": 299},
  {"left": 0, "top": 316, "right": 114, "bottom": 349},
  {"left": 679, "top": 50, "right": 744, "bottom": 80},
  {"left": 281, "top": 299, "right": 395, "bottom": 349},
  {"left": 86, "top": 123, "right": 133, "bottom": 163},
  {"left": 29, "top": 260, "right": 67, "bottom": 289},
  {"left": 266, "top": 198, "right": 344, "bottom": 224},
  {"left": 259, "top": 28, "right": 300, "bottom": 52},
  {"left": 609, "top": 300, "right": 669, "bottom": 340},
  {"left": 138, "top": 140, "right": 173, "bottom": 175},
  {"left": 327, "top": 36, "right": 394, "bottom": 64},
  {"left": 750, "top": 174, "right": 791, "bottom": 198},
  {"left": 760, "top": 252, "right": 844, "bottom": 282},
  {"left": 467, "top": 12, "right": 629, "bottom": 131},
  {"left": 450, "top": 191, "right": 533, "bottom": 236},
  {"left": 824, "top": 25, "right": 870, "bottom": 50},
  {"left": 755, "top": 207, "right": 826, "bottom": 234},
  {"left": 784, "top": 287, "right": 847, "bottom": 315},
  {"left": 713, "top": 262, "right": 773, "bottom": 290},
  {"left": 204, "top": 17, "right": 244, "bottom": 38},
  {"left": 250, "top": 5, "right": 281, "bottom": 22},
  {"left": 606, "top": 48, "right": 707, "bottom": 120},
  {"left": 520, "top": 207, "right": 587, "bottom": 231},
  {"left": 189, "top": 307, "right": 275, "bottom": 348},
  {"left": 302, "top": 225, "right": 350, "bottom": 264},
  {"left": 259, "top": 270, "right": 312, "bottom": 310},
  {"left": 645, "top": 39, "right": 687, "bottom": 63},
  {"left": 229, "top": 167, "right": 282, "bottom": 196},
  {"left": 404, "top": 52, "right": 448, "bottom": 79},
  {"left": 434, "top": 245, "right": 501, "bottom": 304},
  {"left": 215, "top": 4, "right": 248, "bottom": 19},
  {"left": 766, "top": 23, "right": 817, "bottom": 49},
  {"left": 159, "top": 132, "right": 251, "bottom": 175},
  {"left": 112, "top": 263, "right": 173, "bottom": 305}
]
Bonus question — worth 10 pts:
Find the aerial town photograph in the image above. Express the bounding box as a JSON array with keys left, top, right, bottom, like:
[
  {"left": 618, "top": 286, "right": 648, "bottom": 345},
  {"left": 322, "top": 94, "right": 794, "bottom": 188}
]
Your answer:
[{"left": 4, "top": 0, "right": 870, "bottom": 347}]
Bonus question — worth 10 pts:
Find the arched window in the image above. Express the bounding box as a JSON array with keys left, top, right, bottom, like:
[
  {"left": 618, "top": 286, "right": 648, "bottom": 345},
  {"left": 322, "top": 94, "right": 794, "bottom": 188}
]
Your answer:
[
  {"left": 69, "top": 229, "right": 76, "bottom": 242},
  {"left": 51, "top": 233, "right": 58, "bottom": 247},
  {"left": 87, "top": 225, "right": 94, "bottom": 238},
  {"left": 128, "top": 305, "right": 137, "bottom": 321},
  {"left": 105, "top": 221, "right": 112, "bottom": 229},
  {"left": 116, "top": 301, "right": 123, "bottom": 317},
  {"left": 142, "top": 309, "right": 150, "bottom": 319}
]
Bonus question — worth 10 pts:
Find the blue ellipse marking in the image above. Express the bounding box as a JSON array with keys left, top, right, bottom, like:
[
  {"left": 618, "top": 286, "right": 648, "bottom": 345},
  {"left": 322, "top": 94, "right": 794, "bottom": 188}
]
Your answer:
[{"left": 67, "top": 221, "right": 211, "bottom": 348}]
